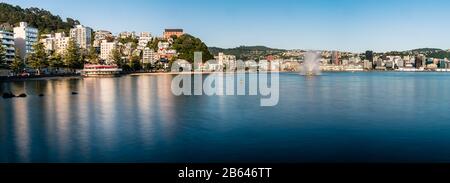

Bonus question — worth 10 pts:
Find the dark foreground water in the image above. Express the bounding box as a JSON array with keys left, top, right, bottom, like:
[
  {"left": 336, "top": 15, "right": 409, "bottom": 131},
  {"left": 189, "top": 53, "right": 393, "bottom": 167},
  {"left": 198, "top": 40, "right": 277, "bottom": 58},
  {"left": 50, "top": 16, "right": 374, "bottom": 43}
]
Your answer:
[{"left": 1, "top": 72, "right": 450, "bottom": 163}]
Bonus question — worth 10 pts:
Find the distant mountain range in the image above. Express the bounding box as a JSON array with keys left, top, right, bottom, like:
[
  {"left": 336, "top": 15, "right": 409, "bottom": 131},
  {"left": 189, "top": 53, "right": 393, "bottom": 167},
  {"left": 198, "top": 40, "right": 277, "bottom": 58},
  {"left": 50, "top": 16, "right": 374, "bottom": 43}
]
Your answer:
[
  {"left": 0, "top": 2, "right": 80, "bottom": 34},
  {"left": 210, "top": 46, "right": 450, "bottom": 60}
]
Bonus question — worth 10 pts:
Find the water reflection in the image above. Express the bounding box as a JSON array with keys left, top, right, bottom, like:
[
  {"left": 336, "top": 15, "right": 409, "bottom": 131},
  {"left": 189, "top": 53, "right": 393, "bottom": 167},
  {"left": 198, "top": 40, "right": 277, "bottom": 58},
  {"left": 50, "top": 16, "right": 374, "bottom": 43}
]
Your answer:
[
  {"left": 13, "top": 98, "right": 30, "bottom": 162},
  {"left": 2, "top": 73, "right": 450, "bottom": 162}
]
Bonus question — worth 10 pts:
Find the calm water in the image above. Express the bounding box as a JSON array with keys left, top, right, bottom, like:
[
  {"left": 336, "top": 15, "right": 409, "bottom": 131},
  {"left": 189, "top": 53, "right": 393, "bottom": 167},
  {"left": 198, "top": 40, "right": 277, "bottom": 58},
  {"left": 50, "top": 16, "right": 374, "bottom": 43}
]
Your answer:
[{"left": 1, "top": 72, "right": 450, "bottom": 163}]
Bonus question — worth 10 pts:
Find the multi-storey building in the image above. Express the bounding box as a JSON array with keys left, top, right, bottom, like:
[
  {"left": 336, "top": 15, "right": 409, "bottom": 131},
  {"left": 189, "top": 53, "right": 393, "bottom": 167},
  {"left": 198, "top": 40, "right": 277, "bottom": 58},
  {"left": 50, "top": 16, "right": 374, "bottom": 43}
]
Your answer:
[
  {"left": 331, "top": 51, "right": 340, "bottom": 65},
  {"left": 215, "top": 52, "right": 237, "bottom": 71},
  {"left": 100, "top": 40, "right": 117, "bottom": 64},
  {"left": 13, "top": 22, "right": 38, "bottom": 60},
  {"left": 39, "top": 32, "right": 70, "bottom": 55},
  {"left": 70, "top": 25, "right": 92, "bottom": 50},
  {"left": 365, "top": 50, "right": 374, "bottom": 62},
  {"left": 142, "top": 47, "right": 158, "bottom": 64},
  {"left": 40, "top": 34, "right": 54, "bottom": 52},
  {"left": 0, "top": 30, "right": 15, "bottom": 64},
  {"left": 54, "top": 33, "right": 71, "bottom": 55},
  {"left": 415, "top": 54, "right": 426, "bottom": 68},
  {"left": 363, "top": 60, "right": 372, "bottom": 70},
  {"left": 163, "top": 29, "right": 183, "bottom": 39}
]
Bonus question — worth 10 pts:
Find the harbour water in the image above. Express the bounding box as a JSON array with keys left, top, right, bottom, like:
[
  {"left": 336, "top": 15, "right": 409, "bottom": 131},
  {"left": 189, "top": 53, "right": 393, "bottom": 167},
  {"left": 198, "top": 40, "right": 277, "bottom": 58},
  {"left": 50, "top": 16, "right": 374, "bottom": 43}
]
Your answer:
[{"left": 1, "top": 72, "right": 450, "bottom": 162}]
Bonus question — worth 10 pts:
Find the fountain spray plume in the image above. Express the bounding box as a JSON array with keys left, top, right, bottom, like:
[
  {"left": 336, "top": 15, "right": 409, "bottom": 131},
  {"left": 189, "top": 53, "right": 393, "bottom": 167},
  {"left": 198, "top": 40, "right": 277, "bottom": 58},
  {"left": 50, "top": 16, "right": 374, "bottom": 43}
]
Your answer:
[{"left": 300, "top": 51, "right": 321, "bottom": 76}]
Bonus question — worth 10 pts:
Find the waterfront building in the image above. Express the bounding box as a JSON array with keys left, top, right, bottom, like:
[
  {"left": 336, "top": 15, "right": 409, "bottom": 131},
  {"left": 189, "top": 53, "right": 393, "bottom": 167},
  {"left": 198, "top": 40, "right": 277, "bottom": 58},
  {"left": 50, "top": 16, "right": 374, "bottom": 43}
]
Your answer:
[
  {"left": 397, "top": 59, "right": 405, "bottom": 68},
  {"left": 142, "top": 47, "right": 158, "bottom": 64},
  {"left": 331, "top": 51, "right": 340, "bottom": 65},
  {"left": 54, "top": 34, "right": 71, "bottom": 55},
  {"left": 215, "top": 52, "right": 237, "bottom": 71},
  {"left": 375, "top": 58, "right": 384, "bottom": 69},
  {"left": 385, "top": 61, "right": 394, "bottom": 69},
  {"left": 100, "top": 40, "right": 117, "bottom": 64},
  {"left": 414, "top": 55, "right": 425, "bottom": 68},
  {"left": 0, "top": 30, "right": 15, "bottom": 64},
  {"left": 438, "top": 59, "right": 447, "bottom": 69},
  {"left": 70, "top": 25, "right": 93, "bottom": 50},
  {"left": 342, "top": 59, "right": 349, "bottom": 65},
  {"left": 13, "top": 22, "right": 38, "bottom": 60},
  {"left": 363, "top": 60, "right": 372, "bottom": 70},
  {"left": 163, "top": 29, "right": 183, "bottom": 39},
  {"left": 40, "top": 34, "right": 54, "bottom": 52},
  {"left": 365, "top": 50, "right": 374, "bottom": 62},
  {"left": 426, "top": 63, "right": 437, "bottom": 70},
  {"left": 425, "top": 58, "right": 433, "bottom": 65}
]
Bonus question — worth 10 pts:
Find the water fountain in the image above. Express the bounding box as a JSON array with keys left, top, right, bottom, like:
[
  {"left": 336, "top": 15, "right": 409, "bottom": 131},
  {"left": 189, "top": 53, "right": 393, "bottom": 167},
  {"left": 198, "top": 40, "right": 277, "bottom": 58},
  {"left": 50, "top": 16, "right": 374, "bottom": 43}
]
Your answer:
[{"left": 300, "top": 51, "right": 321, "bottom": 76}]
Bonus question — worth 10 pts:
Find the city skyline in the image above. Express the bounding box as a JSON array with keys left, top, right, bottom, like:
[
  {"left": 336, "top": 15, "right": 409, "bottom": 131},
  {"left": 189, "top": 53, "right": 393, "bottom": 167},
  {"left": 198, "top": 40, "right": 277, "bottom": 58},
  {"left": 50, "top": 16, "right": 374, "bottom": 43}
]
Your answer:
[{"left": 2, "top": 0, "right": 450, "bottom": 52}]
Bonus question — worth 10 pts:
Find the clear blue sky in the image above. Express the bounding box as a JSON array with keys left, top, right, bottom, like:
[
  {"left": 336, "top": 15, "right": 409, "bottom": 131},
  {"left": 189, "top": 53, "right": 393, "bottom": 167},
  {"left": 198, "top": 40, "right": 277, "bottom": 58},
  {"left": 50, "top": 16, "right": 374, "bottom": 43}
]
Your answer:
[{"left": 3, "top": 0, "right": 450, "bottom": 52}]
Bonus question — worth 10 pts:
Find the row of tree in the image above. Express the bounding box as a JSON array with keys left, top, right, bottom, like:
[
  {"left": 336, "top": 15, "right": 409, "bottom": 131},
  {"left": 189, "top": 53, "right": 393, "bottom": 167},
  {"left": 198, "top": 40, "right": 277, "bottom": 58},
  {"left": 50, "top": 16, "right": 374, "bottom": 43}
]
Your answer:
[{"left": 24, "top": 37, "right": 83, "bottom": 75}]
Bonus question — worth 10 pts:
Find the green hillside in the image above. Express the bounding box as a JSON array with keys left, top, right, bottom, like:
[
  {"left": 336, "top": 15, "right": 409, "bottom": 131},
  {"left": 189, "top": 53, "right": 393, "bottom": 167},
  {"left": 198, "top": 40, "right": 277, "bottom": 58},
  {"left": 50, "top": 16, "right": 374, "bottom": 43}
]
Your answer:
[{"left": 0, "top": 2, "right": 80, "bottom": 35}]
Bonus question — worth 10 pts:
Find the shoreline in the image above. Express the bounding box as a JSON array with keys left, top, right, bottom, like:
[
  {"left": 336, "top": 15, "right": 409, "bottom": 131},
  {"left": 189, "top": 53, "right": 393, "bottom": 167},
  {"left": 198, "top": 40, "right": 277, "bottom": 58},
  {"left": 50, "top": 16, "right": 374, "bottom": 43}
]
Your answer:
[
  {"left": 2, "top": 70, "right": 450, "bottom": 81},
  {"left": 0, "top": 74, "right": 81, "bottom": 82}
]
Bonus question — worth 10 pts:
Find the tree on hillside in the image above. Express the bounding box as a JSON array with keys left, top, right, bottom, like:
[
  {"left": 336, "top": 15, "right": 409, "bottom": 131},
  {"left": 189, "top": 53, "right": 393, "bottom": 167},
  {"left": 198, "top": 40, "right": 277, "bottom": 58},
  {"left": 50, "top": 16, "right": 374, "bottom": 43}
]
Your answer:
[
  {"left": 110, "top": 48, "right": 125, "bottom": 68},
  {"left": 87, "top": 46, "right": 99, "bottom": 64},
  {"left": 118, "top": 36, "right": 138, "bottom": 45},
  {"left": 10, "top": 48, "right": 25, "bottom": 74},
  {"left": 129, "top": 54, "right": 142, "bottom": 71},
  {"left": 27, "top": 42, "right": 48, "bottom": 75},
  {"left": 171, "top": 34, "right": 214, "bottom": 63},
  {"left": 0, "top": 3, "right": 81, "bottom": 34},
  {"left": 0, "top": 45, "right": 6, "bottom": 67},
  {"left": 147, "top": 38, "right": 160, "bottom": 51},
  {"left": 64, "top": 38, "right": 82, "bottom": 70}
]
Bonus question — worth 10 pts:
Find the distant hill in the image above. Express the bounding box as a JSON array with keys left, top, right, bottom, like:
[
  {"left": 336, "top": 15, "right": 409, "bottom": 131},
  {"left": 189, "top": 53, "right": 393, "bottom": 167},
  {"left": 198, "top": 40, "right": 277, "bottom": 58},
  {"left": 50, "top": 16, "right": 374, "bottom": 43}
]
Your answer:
[
  {"left": 409, "top": 48, "right": 443, "bottom": 53},
  {"left": 0, "top": 2, "right": 80, "bottom": 35},
  {"left": 408, "top": 48, "right": 448, "bottom": 59},
  {"left": 209, "top": 46, "right": 286, "bottom": 60},
  {"left": 375, "top": 48, "right": 450, "bottom": 59}
]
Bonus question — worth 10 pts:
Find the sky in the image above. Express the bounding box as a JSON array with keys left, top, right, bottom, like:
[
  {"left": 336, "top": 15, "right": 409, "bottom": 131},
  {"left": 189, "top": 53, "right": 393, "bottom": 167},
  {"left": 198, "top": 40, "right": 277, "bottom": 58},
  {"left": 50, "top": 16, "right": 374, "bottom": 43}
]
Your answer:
[{"left": 3, "top": 0, "right": 450, "bottom": 52}]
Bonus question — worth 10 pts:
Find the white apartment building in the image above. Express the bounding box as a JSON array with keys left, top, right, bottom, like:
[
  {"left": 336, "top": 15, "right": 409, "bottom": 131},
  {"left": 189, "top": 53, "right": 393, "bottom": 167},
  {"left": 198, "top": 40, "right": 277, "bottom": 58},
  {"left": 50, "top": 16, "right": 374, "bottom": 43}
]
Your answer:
[
  {"left": 142, "top": 47, "right": 158, "bottom": 64},
  {"left": 13, "top": 22, "right": 38, "bottom": 60},
  {"left": 100, "top": 40, "right": 117, "bottom": 64},
  {"left": 40, "top": 34, "right": 54, "bottom": 52},
  {"left": 70, "top": 25, "right": 92, "bottom": 50},
  {"left": 54, "top": 34, "right": 71, "bottom": 55},
  {"left": 39, "top": 32, "right": 70, "bottom": 55},
  {"left": 0, "top": 30, "right": 15, "bottom": 63}
]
